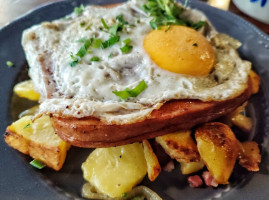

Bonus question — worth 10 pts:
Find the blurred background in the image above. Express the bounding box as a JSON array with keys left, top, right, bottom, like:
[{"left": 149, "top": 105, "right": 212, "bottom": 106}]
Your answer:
[{"left": 0, "top": 0, "right": 268, "bottom": 34}]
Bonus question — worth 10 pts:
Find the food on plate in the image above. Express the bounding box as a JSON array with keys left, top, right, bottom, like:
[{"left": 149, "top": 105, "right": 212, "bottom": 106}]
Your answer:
[
  {"left": 21, "top": 0, "right": 252, "bottom": 147},
  {"left": 4, "top": 0, "right": 263, "bottom": 199},
  {"left": 13, "top": 80, "right": 40, "bottom": 101},
  {"left": 5, "top": 115, "right": 70, "bottom": 170},
  {"left": 195, "top": 122, "right": 240, "bottom": 184},
  {"left": 238, "top": 141, "right": 261, "bottom": 172},
  {"left": 180, "top": 161, "right": 205, "bottom": 175},
  {"left": 142, "top": 140, "right": 161, "bottom": 181},
  {"left": 81, "top": 143, "right": 147, "bottom": 198}
]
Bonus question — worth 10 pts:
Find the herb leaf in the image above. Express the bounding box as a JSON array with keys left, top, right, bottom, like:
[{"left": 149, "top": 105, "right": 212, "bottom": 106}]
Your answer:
[
  {"left": 6, "top": 61, "right": 13, "bottom": 67},
  {"left": 142, "top": 0, "right": 205, "bottom": 30},
  {"left": 113, "top": 80, "right": 148, "bottom": 100},
  {"left": 30, "top": 159, "right": 46, "bottom": 169},
  {"left": 90, "top": 56, "right": 100, "bottom": 62},
  {"left": 101, "top": 18, "right": 109, "bottom": 29},
  {"left": 101, "top": 36, "right": 120, "bottom": 49},
  {"left": 121, "top": 45, "right": 133, "bottom": 54},
  {"left": 74, "top": 4, "right": 84, "bottom": 16}
]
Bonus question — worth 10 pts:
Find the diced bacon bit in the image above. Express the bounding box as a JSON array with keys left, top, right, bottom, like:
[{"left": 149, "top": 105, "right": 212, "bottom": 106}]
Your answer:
[
  {"left": 163, "top": 160, "right": 175, "bottom": 172},
  {"left": 202, "top": 171, "right": 218, "bottom": 187},
  {"left": 188, "top": 175, "right": 203, "bottom": 188}
]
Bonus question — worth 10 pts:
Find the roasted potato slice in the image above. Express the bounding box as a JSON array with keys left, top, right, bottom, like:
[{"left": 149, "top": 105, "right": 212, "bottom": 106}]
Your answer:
[
  {"left": 82, "top": 143, "right": 147, "bottom": 198},
  {"left": 180, "top": 161, "right": 205, "bottom": 175},
  {"left": 143, "top": 140, "right": 161, "bottom": 181},
  {"left": 13, "top": 80, "right": 40, "bottom": 101},
  {"left": 5, "top": 115, "right": 70, "bottom": 170},
  {"left": 156, "top": 130, "right": 200, "bottom": 163},
  {"left": 195, "top": 122, "right": 240, "bottom": 184},
  {"left": 239, "top": 141, "right": 261, "bottom": 171},
  {"left": 249, "top": 70, "right": 260, "bottom": 94}
]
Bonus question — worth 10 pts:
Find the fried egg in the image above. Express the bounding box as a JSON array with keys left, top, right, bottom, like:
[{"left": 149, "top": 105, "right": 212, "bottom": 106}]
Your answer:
[{"left": 22, "top": 0, "right": 251, "bottom": 124}]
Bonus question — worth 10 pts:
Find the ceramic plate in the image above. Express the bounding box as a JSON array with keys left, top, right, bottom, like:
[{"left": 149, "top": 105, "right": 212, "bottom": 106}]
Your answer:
[{"left": 1, "top": 0, "right": 269, "bottom": 199}]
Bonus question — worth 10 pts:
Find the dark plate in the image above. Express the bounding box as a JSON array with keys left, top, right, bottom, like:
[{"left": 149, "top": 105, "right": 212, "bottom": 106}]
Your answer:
[{"left": 1, "top": 0, "right": 269, "bottom": 199}]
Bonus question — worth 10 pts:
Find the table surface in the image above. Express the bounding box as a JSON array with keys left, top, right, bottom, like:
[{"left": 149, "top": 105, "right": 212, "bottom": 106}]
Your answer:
[{"left": 0, "top": 0, "right": 268, "bottom": 34}]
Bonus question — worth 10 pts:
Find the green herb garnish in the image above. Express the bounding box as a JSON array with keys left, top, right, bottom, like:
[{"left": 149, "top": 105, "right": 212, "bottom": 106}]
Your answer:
[
  {"left": 23, "top": 124, "right": 31, "bottom": 129},
  {"left": 74, "top": 4, "right": 84, "bottom": 16},
  {"left": 193, "top": 43, "right": 198, "bottom": 47},
  {"left": 80, "top": 21, "right": 86, "bottom": 27},
  {"left": 90, "top": 56, "right": 100, "bottom": 62},
  {"left": 142, "top": 0, "right": 205, "bottom": 30},
  {"left": 101, "top": 36, "right": 120, "bottom": 49},
  {"left": 85, "top": 24, "right": 92, "bottom": 30},
  {"left": 70, "top": 53, "right": 80, "bottom": 67},
  {"left": 101, "top": 18, "right": 109, "bottom": 29},
  {"left": 113, "top": 80, "right": 147, "bottom": 100},
  {"left": 30, "top": 159, "right": 46, "bottom": 169},
  {"left": 93, "top": 39, "right": 103, "bottom": 48},
  {"left": 116, "top": 14, "right": 128, "bottom": 25},
  {"left": 6, "top": 61, "right": 13, "bottom": 67},
  {"left": 123, "top": 38, "right": 131, "bottom": 45},
  {"left": 121, "top": 45, "right": 133, "bottom": 54},
  {"left": 108, "top": 53, "right": 114, "bottom": 58}
]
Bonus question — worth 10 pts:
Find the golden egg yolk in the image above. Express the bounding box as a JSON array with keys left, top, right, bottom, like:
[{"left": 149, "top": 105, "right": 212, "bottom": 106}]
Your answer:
[{"left": 144, "top": 25, "right": 215, "bottom": 76}]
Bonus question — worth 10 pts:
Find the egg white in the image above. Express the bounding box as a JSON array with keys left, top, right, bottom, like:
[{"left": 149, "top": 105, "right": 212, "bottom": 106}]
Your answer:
[{"left": 22, "top": 0, "right": 251, "bottom": 124}]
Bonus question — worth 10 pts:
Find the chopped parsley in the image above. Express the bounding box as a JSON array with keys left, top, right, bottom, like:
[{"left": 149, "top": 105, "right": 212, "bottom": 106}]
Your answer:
[
  {"left": 92, "top": 39, "right": 103, "bottom": 48},
  {"left": 101, "top": 18, "right": 109, "bottom": 29},
  {"left": 113, "top": 80, "right": 148, "bottom": 100},
  {"left": 74, "top": 4, "right": 84, "bottom": 16},
  {"left": 90, "top": 56, "right": 100, "bottom": 62},
  {"left": 30, "top": 159, "right": 46, "bottom": 169},
  {"left": 6, "top": 61, "right": 13, "bottom": 67},
  {"left": 80, "top": 21, "right": 86, "bottom": 27},
  {"left": 101, "top": 36, "right": 120, "bottom": 49},
  {"left": 121, "top": 38, "right": 133, "bottom": 53},
  {"left": 142, "top": 0, "right": 206, "bottom": 30},
  {"left": 108, "top": 53, "right": 114, "bottom": 58},
  {"left": 23, "top": 124, "right": 31, "bottom": 129},
  {"left": 123, "top": 38, "right": 131, "bottom": 45},
  {"left": 121, "top": 44, "right": 133, "bottom": 54},
  {"left": 85, "top": 24, "right": 92, "bottom": 30}
]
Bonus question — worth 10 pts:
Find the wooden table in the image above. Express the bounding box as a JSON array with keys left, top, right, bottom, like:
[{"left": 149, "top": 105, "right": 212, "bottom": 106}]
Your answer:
[{"left": 0, "top": 0, "right": 268, "bottom": 35}]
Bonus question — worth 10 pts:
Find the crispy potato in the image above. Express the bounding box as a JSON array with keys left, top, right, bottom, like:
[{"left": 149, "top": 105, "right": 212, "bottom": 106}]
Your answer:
[
  {"left": 239, "top": 141, "right": 261, "bottom": 171},
  {"left": 5, "top": 115, "right": 70, "bottom": 171},
  {"left": 13, "top": 80, "right": 40, "bottom": 101},
  {"left": 142, "top": 140, "right": 161, "bottom": 181},
  {"left": 195, "top": 122, "right": 240, "bottom": 184},
  {"left": 156, "top": 130, "right": 200, "bottom": 163},
  {"left": 249, "top": 70, "right": 260, "bottom": 94},
  {"left": 231, "top": 114, "right": 253, "bottom": 132},
  {"left": 180, "top": 161, "right": 204, "bottom": 175},
  {"left": 226, "top": 102, "right": 253, "bottom": 132},
  {"left": 82, "top": 143, "right": 147, "bottom": 198}
]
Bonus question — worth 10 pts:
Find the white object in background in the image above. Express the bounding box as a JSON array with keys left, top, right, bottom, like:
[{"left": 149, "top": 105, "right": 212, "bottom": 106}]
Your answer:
[
  {"left": 233, "top": 0, "right": 269, "bottom": 24},
  {"left": 208, "top": 0, "right": 231, "bottom": 10}
]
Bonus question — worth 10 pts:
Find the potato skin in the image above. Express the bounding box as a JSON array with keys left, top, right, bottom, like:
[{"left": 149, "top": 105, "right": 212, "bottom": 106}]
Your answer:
[{"left": 195, "top": 122, "right": 240, "bottom": 184}]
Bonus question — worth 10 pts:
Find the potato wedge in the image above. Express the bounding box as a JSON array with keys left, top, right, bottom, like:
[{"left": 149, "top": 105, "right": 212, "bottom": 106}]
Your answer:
[
  {"left": 13, "top": 80, "right": 40, "bottom": 101},
  {"left": 239, "top": 141, "right": 261, "bottom": 171},
  {"left": 5, "top": 115, "right": 70, "bottom": 170},
  {"left": 180, "top": 161, "right": 204, "bottom": 175},
  {"left": 82, "top": 143, "right": 147, "bottom": 198},
  {"left": 195, "top": 122, "right": 240, "bottom": 184},
  {"left": 249, "top": 70, "right": 260, "bottom": 94},
  {"left": 143, "top": 140, "right": 161, "bottom": 181},
  {"left": 156, "top": 130, "right": 200, "bottom": 163}
]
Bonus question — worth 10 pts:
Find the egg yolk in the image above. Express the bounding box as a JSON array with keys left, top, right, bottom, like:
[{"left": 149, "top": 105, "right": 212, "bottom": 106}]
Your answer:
[{"left": 144, "top": 25, "right": 215, "bottom": 76}]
